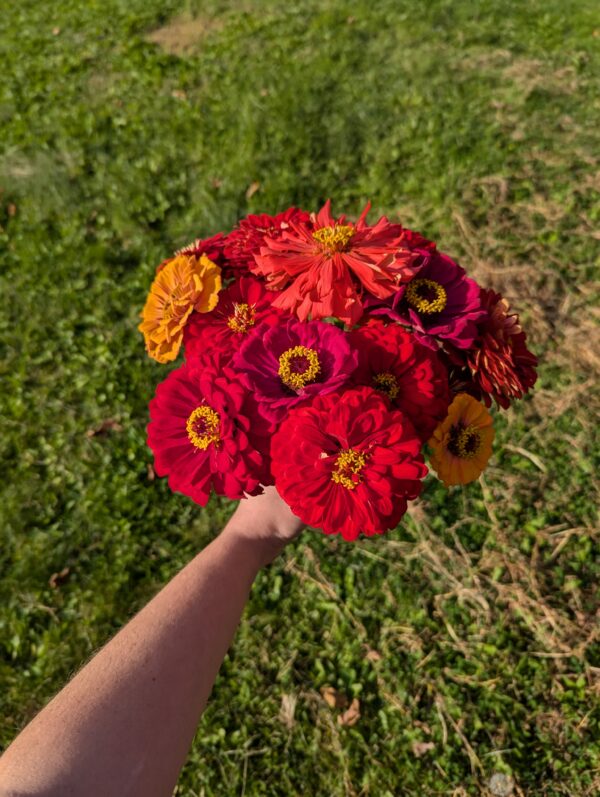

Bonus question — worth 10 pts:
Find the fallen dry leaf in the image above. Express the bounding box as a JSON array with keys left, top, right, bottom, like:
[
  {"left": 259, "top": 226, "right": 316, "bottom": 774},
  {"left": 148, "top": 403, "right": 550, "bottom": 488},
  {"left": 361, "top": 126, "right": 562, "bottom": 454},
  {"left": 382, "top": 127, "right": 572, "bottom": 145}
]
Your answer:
[
  {"left": 279, "top": 693, "right": 297, "bottom": 730},
  {"left": 245, "top": 181, "right": 260, "bottom": 200},
  {"left": 337, "top": 697, "right": 360, "bottom": 727},
  {"left": 86, "top": 419, "right": 124, "bottom": 438},
  {"left": 320, "top": 686, "right": 348, "bottom": 710},
  {"left": 411, "top": 740, "right": 435, "bottom": 758},
  {"left": 49, "top": 567, "right": 71, "bottom": 589}
]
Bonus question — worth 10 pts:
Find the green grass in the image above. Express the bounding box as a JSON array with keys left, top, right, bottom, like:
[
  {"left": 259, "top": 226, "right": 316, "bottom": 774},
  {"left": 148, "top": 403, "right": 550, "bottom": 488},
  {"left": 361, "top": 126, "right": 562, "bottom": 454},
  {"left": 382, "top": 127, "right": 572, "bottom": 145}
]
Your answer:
[{"left": 1, "top": 0, "right": 599, "bottom": 794}]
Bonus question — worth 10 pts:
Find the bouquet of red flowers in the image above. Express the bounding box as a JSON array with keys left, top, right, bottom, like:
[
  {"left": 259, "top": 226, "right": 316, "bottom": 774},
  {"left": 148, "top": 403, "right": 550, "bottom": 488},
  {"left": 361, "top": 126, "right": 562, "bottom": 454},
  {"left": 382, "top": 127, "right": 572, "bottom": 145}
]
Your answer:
[{"left": 139, "top": 201, "right": 537, "bottom": 541}]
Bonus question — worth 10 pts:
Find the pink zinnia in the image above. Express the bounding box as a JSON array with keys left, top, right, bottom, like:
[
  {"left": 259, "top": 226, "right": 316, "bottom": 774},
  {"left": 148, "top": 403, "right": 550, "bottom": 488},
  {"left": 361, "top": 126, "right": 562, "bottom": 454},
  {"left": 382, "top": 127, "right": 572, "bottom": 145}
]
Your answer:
[
  {"left": 147, "top": 354, "right": 272, "bottom": 505},
  {"left": 184, "top": 275, "right": 287, "bottom": 362},
  {"left": 349, "top": 321, "right": 451, "bottom": 442},
  {"left": 233, "top": 317, "right": 358, "bottom": 423},
  {"left": 224, "top": 208, "right": 311, "bottom": 271},
  {"left": 251, "top": 200, "right": 423, "bottom": 325},
  {"left": 365, "top": 252, "right": 485, "bottom": 349},
  {"left": 271, "top": 386, "right": 427, "bottom": 540}
]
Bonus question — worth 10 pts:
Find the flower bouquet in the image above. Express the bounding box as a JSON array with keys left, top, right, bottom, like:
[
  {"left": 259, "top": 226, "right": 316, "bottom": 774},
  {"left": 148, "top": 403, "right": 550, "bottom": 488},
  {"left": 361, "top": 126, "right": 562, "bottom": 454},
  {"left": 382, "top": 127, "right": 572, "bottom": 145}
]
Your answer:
[{"left": 139, "top": 201, "right": 537, "bottom": 541}]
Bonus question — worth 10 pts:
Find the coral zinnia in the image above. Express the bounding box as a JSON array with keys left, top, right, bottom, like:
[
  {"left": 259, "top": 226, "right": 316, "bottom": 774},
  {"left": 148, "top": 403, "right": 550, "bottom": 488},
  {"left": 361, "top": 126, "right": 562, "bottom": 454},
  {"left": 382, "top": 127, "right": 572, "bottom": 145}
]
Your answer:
[
  {"left": 139, "top": 254, "right": 221, "bottom": 363},
  {"left": 252, "top": 200, "right": 423, "bottom": 325},
  {"left": 350, "top": 321, "right": 450, "bottom": 441},
  {"left": 428, "top": 393, "right": 494, "bottom": 486},
  {"left": 365, "top": 252, "right": 484, "bottom": 349},
  {"left": 271, "top": 387, "right": 427, "bottom": 540},
  {"left": 233, "top": 317, "right": 358, "bottom": 424},
  {"left": 224, "top": 208, "right": 311, "bottom": 271},
  {"left": 183, "top": 275, "right": 287, "bottom": 363},
  {"left": 147, "top": 354, "right": 271, "bottom": 505},
  {"left": 443, "top": 289, "right": 538, "bottom": 409}
]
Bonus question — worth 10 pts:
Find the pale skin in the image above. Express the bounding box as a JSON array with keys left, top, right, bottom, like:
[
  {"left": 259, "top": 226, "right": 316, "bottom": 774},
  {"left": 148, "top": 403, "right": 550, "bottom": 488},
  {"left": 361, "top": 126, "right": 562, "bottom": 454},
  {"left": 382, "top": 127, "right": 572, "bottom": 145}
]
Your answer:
[{"left": 0, "top": 486, "right": 304, "bottom": 797}]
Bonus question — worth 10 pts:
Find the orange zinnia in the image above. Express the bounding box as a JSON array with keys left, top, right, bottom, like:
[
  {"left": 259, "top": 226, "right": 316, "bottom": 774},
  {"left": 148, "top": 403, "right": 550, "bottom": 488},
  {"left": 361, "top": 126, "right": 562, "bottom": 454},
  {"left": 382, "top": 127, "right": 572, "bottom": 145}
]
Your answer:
[
  {"left": 428, "top": 393, "right": 494, "bottom": 486},
  {"left": 139, "top": 253, "right": 221, "bottom": 363}
]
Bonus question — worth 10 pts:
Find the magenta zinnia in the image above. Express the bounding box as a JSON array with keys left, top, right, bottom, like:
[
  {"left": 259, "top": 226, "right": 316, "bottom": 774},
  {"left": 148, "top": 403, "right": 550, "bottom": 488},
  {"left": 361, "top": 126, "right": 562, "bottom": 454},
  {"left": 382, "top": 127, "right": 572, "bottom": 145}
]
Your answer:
[
  {"left": 233, "top": 316, "right": 358, "bottom": 423},
  {"left": 365, "top": 252, "right": 485, "bottom": 349}
]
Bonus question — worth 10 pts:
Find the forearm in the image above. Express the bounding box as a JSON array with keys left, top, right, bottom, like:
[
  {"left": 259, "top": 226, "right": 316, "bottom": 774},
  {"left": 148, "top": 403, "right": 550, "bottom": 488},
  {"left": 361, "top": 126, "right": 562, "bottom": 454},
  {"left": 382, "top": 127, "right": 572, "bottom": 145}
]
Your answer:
[{"left": 0, "top": 515, "right": 277, "bottom": 797}]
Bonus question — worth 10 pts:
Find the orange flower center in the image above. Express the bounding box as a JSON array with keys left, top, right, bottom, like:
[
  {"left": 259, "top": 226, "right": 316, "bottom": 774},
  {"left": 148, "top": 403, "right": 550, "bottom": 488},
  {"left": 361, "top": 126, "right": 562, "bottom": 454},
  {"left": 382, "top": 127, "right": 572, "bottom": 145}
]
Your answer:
[
  {"left": 331, "top": 448, "right": 367, "bottom": 490},
  {"left": 312, "top": 224, "right": 355, "bottom": 254},
  {"left": 448, "top": 425, "right": 482, "bottom": 459},
  {"left": 186, "top": 405, "right": 221, "bottom": 450},
  {"left": 226, "top": 302, "right": 256, "bottom": 334},
  {"left": 405, "top": 278, "right": 447, "bottom": 314},
  {"left": 373, "top": 372, "right": 399, "bottom": 400},
  {"left": 278, "top": 345, "right": 321, "bottom": 391}
]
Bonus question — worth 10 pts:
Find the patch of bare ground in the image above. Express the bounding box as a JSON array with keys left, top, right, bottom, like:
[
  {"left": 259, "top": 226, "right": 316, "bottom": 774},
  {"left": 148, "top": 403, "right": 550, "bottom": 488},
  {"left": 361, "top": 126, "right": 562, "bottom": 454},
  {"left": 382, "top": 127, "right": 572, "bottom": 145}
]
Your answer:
[{"left": 145, "top": 13, "right": 222, "bottom": 56}]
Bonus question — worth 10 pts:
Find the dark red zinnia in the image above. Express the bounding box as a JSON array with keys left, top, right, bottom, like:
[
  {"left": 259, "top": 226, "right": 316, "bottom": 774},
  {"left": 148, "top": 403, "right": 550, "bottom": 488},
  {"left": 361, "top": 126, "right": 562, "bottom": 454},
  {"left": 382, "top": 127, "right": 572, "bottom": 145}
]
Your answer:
[
  {"left": 224, "top": 207, "right": 311, "bottom": 272},
  {"left": 271, "top": 386, "right": 427, "bottom": 541},
  {"left": 183, "top": 275, "right": 287, "bottom": 363},
  {"left": 349, "top": 321, "right": 451, "bottom": 441},
  {"left": 444, "top": 288, "right": 538, "bottom": 408}
]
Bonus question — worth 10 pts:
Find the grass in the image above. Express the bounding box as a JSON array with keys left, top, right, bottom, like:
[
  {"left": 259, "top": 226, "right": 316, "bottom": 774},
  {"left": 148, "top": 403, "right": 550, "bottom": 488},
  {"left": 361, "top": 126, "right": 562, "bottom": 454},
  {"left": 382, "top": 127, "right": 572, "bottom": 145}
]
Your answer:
[{"left": 1, "top": 0, "right": 599, "bottom": 794}]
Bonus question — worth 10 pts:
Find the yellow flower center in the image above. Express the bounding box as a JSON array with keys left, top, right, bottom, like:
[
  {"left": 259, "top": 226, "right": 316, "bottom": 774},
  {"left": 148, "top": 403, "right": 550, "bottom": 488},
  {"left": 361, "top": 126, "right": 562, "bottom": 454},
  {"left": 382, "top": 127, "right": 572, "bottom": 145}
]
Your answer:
[
  {"left": 373, "top": 372, "right": 399, "bottom": 401},
  {"left": 186, "top": 405, "right": 221, "bottom": 450},
  {"left": 405, "top": 278, "right": 447, "bottom": 314},
  {"left": 312, "top": 224, "right": 355, "bottom": 253},
  {"left": 331, "top": 448, "right": 368, "bottom": 490},
  {"left": 226, "top": 302, "right": 256, "bottom": 334},
  {"left": 278, "top": 345, "right": 321, "bottom": 391},
  {"left": 448, "top": 425, "right": 482, "bottom": 459}
]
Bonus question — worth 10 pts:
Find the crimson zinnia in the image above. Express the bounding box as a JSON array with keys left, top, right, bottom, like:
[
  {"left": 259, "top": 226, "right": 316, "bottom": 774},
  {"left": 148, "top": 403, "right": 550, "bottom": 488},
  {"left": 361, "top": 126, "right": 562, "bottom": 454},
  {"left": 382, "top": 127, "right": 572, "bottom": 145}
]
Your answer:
[
  {"left": 350, "top": 321, "right": 450, "bottom": 441},
  {"left": 271, "top": 386, "right": 427, "bottom": 540},
  {"left": 147, "top": 354, "right": 271, "bottom": 505}
]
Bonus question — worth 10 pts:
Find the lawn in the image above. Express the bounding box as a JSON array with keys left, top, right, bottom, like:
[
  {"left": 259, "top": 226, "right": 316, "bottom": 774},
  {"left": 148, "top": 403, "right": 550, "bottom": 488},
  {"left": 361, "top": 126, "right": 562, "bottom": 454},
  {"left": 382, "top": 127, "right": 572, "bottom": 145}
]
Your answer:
[{"left": 1, "top": 0, "right": 599, "bottom": 794}]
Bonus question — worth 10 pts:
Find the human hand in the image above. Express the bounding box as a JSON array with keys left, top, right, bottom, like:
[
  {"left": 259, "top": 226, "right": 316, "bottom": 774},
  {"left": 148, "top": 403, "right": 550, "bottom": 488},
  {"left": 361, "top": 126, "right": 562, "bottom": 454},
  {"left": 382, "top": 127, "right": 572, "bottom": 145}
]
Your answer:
[{"left": 224, "top": 485, "right": 304, "bottom": 565}]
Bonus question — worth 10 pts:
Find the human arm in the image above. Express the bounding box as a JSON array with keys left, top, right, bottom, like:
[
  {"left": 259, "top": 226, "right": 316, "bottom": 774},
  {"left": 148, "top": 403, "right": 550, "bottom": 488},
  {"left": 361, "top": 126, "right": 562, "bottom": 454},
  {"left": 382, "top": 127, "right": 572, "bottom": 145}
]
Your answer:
[{"left": 0, "top": 486, "right": 303, "bottom": 797}]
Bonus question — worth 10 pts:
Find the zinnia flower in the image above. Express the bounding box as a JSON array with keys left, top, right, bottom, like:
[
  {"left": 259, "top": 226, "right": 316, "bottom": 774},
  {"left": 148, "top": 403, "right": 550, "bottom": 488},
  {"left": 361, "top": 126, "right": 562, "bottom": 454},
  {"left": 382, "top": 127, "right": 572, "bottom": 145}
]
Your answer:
[
  {"left": 349, "top": 321, "right": 450, "bottom": 441},
  {"left": 233, "top": 317, "right": 358, "bottom": 423},
  {"left": 147, "top": 354, "right": 271, "bottom": 505},
  {"left": 139, "top": 254, "right": 221, "bottom": 363},
  {"left": 251, "top": 200, "right": 423, "bottom": 325},
  {"left": 224, "top": 208, "right": 311, "bottom": 271},
  {"left": 183, "top": 275, "right": 287, "bottom": 362},
  {"left": 428, "top": 393, "right": 494, "bottom": 486},
  {"left": 271, "top": 386, "right": 427, "bottom": 540},
  {"left": 443, "top": 288, "right": 538, "bottom": 409},
  {"left": 155, "top": 232, "right": 227, "bottom": 275},
  {"left": 365, "top": 252, "right": 485, "bottom": 349}
]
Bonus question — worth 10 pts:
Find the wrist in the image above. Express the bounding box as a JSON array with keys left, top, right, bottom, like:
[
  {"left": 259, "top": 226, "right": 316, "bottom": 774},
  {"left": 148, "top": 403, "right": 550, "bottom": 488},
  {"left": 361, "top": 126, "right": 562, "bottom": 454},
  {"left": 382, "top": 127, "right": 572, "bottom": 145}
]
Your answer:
[{"left": 221, "top": 520, "right": 287, "bottom": 569}]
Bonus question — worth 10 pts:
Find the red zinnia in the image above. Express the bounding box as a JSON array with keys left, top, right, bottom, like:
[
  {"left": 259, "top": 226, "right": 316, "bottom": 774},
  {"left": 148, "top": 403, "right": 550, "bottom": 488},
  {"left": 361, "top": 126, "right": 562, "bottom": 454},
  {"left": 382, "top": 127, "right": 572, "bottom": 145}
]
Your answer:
[
  {"left": 224, "top": 208, "right": 311, "bottom": 271},
  {"left": 183, "top": 275, "right": 287, "bottom": 362},
  {"left": 252, "top": 200, "right": 423, "bottom": 325},
  {"left": 147, "top": 354, "right": 272, "bottom": 505},
  {"left": 271, "top": 386, "right": 427, "bottom": 541},
  {"left": 349, "top": 321, "right": 451, "bottom": 441},
  {"left": 444, "top": 288, "right": 538, "bottom": 408}
]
